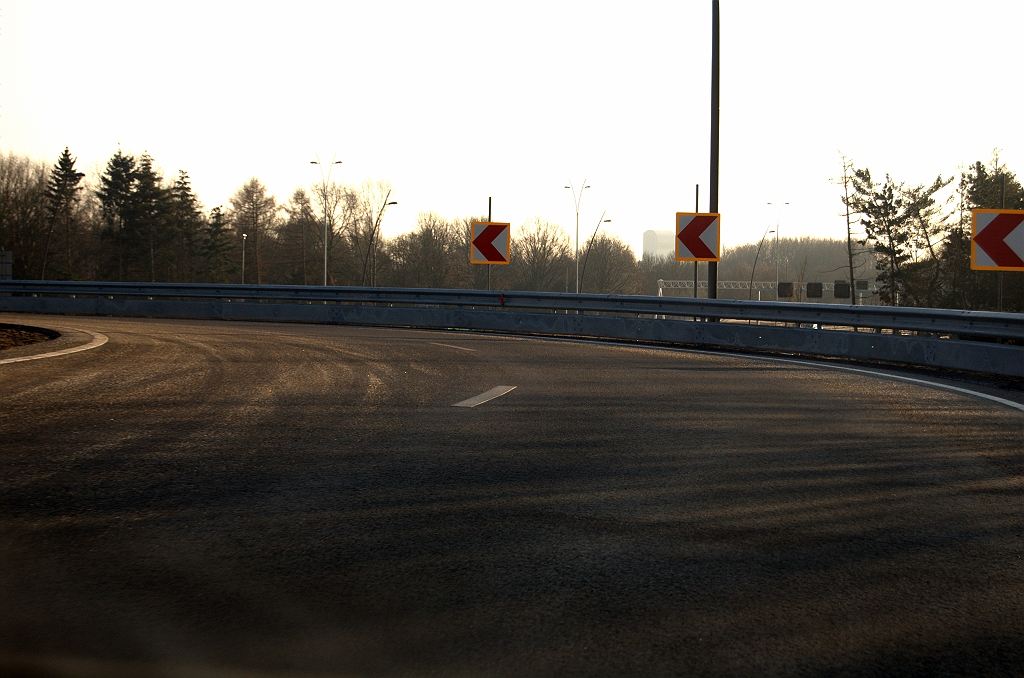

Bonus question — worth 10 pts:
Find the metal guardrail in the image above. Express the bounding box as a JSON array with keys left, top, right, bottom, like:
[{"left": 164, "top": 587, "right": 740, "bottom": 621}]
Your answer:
[{"left": 1, "top": 280, "right": 1022, "bottom": 377}]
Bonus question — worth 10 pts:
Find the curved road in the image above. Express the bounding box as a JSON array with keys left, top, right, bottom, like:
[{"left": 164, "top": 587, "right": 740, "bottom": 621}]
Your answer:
[{"left": 1, "top": 315, "right": 1022, "bottom": 677}]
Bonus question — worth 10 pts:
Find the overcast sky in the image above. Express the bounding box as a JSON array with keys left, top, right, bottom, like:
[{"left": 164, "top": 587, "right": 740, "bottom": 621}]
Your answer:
[{"left": 2, "top": 0, "right": 1020, "bottom": 256}]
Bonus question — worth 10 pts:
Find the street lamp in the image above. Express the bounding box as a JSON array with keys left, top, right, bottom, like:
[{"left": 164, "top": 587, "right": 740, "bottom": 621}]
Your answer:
[
  {"left": 241, "top": 233, "right": 247, "bottom": 284},
  {"left": 748, "top": 225, "right": 774, "bottom": 300},
  {"left": 767, "top": 202, "right": 789, "bottom": 297},
  {"left": 579, "top": 211, "right": 611, "bottom": 294},
  {"left": 565, "top": 180, "right": 590, "bottom": 293},
  {"left": 311, "top": 155, "right": 343, "bottom": 286},
  {"left": 362, "top": 194, "right": 398, "bottom": 286}
]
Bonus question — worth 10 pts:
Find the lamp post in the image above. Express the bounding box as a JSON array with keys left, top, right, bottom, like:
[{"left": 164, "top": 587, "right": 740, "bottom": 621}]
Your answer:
[
  {"left": 767, "top": 202, "right": 789, "bottom": 298},
  {"left": 565, "top": 180, "right": 590, "bottom": 293},
  {"left": 748, "top": 225, "right": 774, "bottom": 300},
  {"left": 311, "top": 155, "right": 343, "bottom": 286},
  {"left": 241, "top": 233, "right": 247, "bottom": 284},
  {"left": 579, "top": 211, "right": 611, "bottom": 294},
  {"left": 362, "top": 193, "right": 398, "bottom": 286}
]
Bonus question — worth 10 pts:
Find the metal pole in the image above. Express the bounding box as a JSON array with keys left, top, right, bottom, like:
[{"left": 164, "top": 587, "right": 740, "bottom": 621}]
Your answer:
[
  {"left": 565, "top": 182, "right": 589, "bottom": 292},
  {"left": 998, "top": 174, "right": 1005, "bottom": 311},
  {"left": 575, "top": 201, "right": 580, "bottom": 293},
  {"left": 311, "top": 155, "right": 341, "bottom": 286},
  {"left": 487, "top": 197, "right": 492, "bottom": 291},
  {"left": 241, "top": 233, "right": 246, "bottom": 284},
  {"left": 694, "top": 184, "right": 699, "bottom": 298},
  {"left": 708, "top": 0, "right": 720, "bottom": 300},
  {"left": 776, "top": 226, "right": 780, "bottom": 298}
]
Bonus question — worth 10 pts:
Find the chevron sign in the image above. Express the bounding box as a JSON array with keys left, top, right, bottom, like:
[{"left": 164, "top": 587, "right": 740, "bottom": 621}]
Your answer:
[
  {"left": 471, "top": 222, "right": 510, "bottom": 264},
  {"left": 676, "top": 213, "right": 721, "bottom": 262},
  {"left": 972, "top": 209, "right": 1024, "bottom": 271}
]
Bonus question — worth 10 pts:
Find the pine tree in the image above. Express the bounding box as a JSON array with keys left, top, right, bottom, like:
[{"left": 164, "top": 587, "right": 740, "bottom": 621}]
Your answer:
[
  {"left": 947, "top": 154, "right": 1024, "bottom": 310},
  {"left": 132, "top": 152, "right": 170, "bottom": 282},
  {"left": 41, "top": 147, "right": 85, "bottom": 279},
  {"left": 170, "top": 170, "right": 203, "bottom": 282},
  {"left": 850, "top": 169, "right": 913, "bottom": 306},
  {"left": 96, "top": 149, "right": 136, "bottom": 281},
  {"left": 201, "top": 206, "right": 234, "bottom": 282},
  {"left": 899, "top": 176, "right": 952, "bottom": 307}
]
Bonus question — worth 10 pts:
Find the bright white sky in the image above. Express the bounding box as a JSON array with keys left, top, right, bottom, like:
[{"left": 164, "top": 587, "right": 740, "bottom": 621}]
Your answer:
[{"left": 2, "top": 1, "right": 1020, "bottom": 256}]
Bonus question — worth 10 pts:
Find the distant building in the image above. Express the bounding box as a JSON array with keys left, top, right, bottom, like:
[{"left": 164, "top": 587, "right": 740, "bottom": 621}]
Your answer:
[{"left": 642, "top": 230, "right": 675, "bottom": 258}]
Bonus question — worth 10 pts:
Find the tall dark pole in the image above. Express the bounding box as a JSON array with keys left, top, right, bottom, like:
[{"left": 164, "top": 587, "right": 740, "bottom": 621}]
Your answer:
[
  {"left": 487, "top": 197, "right": 492, "bottom": 291},
  {"left": 694, "top": 184, "right": 699, "bottom": 298},
  {"left": 998, "top": 174, "right": 1005, "bottom": 311},
  {"left": 708, "top": 0, "right": 720, "bottom": 300}
]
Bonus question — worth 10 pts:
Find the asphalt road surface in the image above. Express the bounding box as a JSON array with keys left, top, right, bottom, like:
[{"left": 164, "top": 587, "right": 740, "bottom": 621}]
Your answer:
[{"left": 1, "top": 315, "right": 1022, "bottom": 678}]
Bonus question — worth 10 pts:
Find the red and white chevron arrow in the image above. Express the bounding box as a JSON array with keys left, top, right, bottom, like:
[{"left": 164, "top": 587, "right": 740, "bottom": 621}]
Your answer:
[
  {"left": 972, "top": 209, "right": 1024, "bottom": 271},
  {"left": 471, "top": 222, "right": 511, "bottom": 265},
  {"left": 676, "top": 213, "right": 721, "bottom": 262}
]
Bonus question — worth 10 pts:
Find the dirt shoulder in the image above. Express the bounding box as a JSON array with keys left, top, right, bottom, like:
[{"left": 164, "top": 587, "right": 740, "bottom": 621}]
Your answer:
[{"left": 0, "top": 324, "right": 60, "bottom": 351}]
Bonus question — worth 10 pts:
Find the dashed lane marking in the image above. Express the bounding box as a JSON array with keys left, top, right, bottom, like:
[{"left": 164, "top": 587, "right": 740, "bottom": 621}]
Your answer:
[
  {"left": 430, "top": 342, "right": 477, "bottom": 352},
  {"left": 453, "top": 385, "right": 516, "bottom": 408}
]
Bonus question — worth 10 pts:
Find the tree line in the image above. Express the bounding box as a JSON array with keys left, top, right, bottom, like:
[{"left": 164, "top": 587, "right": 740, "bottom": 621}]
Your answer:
[
  {"left": 0, "top": 148, "right": 1019, "bottom": 310},
  {"left": 838, "top": 153, "right": 1022, "bottom": 311},
  {"left": 0, "top": 148, "right": 643, "bottom": 294}
]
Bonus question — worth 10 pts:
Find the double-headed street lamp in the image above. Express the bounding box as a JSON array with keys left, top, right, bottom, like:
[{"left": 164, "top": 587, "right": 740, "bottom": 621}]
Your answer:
[
  {"left": 311, "top": 155, "right": 343, "bottom": 286},
  {"left": 565, "top": 180, "right": 590, "bottom": 293}
]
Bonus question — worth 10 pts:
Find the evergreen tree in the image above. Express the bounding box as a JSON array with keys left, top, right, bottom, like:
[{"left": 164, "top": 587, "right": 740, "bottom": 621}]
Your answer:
[
  {"left": 849, "top": 169, "right": 914, "bottom": 305},
  {"left": 898, "top": 176, "right": 952, "bottom": 307},
  {"left": 964, "top": 155, "right": 1024, "bottom": 212},
  {"left": 941, "top": 154, "right": 1024, "bottom": 310},
  {"left": 96, "top": 149, "right": 136, "bottom": 281},
  {"left": 170, "top": 170, "right": 204, "bottom": 282},
  {"left": 201, "top": 206, "right": 234, "bottom": 282},
  {"left": 132, "top": 152, "right": 171, "bottom": 281},
  {"left": 41, "top": 147, "right": 85, "bottom": 279}
]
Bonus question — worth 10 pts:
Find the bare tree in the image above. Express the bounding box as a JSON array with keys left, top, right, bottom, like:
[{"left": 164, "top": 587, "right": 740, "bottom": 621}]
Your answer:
[
  {"left": 0, "top": 153, "right": 48, "bottom": 280},
  {"left": 308, "top": 170, "right": 354, "bottom": 285},
  {"left": 229, "top": 178, "right": 277, "bottom": 285},
  {"left": 576, "top": 233, "right": 640, "bottom": 295},
  {"left": 382, "top": 212, "right": 464, "bottom": 288},
  {"left": 837, "top": 153, "right": 859, "bottom": 304},
  {"left": 280, "top": 188, "right": 317, "bottom": 285},
  {"left": 355, "top": 179, "right": 395, "bottom": 286},
  {"left": 508, "top": 217, "right": 571, "bottom": 292}
]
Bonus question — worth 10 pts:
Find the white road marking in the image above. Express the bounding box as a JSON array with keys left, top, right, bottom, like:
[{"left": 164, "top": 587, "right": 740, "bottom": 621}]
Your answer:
[
  {"left": 0, "top": 328, "right": 108, "bottom": 365},
  {"left": 453, "top": 385, "right": 516, "bottom": 408},
  {"left": 532, "top": 336, "right": 1024, "bottom": 413},
  {"left": 430, "top": 342, "right": 477, "bottom": 352},
  {"left": 764, "top": 357, "right": 1024, "bottom": 412}
]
